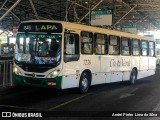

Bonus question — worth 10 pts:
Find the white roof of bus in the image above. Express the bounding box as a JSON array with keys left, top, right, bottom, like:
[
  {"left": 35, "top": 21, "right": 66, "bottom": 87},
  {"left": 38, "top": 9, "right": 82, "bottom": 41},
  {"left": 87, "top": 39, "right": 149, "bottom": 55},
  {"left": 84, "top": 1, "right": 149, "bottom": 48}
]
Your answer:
[{"left": 21, "top": 20, "right": 155, "bottom": 41}]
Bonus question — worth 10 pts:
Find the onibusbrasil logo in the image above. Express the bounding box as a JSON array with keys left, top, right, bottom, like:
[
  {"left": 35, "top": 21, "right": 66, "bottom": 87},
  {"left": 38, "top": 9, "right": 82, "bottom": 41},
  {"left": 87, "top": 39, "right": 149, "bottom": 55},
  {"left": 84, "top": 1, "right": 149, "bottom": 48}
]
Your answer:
[{"left": 2, "top": 112, "right": 42, "bottom": 118}]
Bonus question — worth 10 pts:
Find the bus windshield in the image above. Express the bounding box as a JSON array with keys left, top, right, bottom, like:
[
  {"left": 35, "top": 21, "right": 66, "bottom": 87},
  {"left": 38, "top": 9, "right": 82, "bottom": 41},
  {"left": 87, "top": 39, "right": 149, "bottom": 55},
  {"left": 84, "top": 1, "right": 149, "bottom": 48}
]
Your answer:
[{"left": 15, "top": 33, "right": 62, "bottom": 65}]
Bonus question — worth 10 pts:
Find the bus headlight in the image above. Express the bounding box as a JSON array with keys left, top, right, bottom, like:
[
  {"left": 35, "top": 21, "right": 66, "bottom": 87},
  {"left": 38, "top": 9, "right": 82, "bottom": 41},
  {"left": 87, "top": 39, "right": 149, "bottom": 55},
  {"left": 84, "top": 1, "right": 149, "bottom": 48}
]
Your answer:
[
  {"left": 13, "top": 66, "right": 22, "bottom": 75},
  {"left": 48, "top": 69, "right": 60, "bottom": 78}
]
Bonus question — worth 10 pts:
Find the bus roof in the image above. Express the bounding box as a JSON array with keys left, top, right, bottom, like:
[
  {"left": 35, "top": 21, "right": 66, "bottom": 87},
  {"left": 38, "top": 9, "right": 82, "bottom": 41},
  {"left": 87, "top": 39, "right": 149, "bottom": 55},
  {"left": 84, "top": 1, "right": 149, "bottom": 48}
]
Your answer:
[{"left": 21, "top": 20, "right": 155, "bottom": 42}]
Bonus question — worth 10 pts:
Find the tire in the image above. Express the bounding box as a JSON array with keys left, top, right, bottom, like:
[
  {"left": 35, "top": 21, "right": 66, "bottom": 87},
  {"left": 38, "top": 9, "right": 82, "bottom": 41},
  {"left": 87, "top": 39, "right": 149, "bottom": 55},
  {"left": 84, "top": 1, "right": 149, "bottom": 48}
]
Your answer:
[
  {"left": 79, "top": 72, "right": 90, "bottom": 93},
  {"left": 129, "top": 69, "right": 137, "bottom": 85}
]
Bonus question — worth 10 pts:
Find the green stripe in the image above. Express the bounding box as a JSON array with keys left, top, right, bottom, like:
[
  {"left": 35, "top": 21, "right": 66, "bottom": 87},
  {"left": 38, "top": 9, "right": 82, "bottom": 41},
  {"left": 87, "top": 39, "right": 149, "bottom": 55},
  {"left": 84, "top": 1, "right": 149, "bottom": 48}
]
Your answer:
[{"left": 12, "top": 73, "right": 62, "bottom": 89}]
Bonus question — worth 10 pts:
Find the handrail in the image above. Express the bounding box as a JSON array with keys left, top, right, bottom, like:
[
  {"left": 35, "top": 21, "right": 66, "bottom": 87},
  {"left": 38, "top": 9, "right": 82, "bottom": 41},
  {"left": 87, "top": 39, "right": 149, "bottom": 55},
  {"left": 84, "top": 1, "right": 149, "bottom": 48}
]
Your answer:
[{"left": 0, "top": 60, "right": 13, "bottom": 87}]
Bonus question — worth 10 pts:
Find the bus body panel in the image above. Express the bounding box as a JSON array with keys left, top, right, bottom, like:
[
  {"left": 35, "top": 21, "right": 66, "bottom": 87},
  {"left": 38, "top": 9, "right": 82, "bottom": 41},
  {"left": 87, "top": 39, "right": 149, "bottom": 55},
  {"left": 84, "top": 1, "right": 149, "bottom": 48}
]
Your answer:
[
  {"left": 148, "top": 57, "right": 156, "bottom": 69},
  {"left": 117, "top": 56, "right": 131, "bottom": 71},
  {"left": 138, "top": 57, "right": 156, "bottom": 79},
  {"left": 80, "top": 55, "right": 104, "bottom": 85},
  {"left": 137, "top": 70, "right": 155, "bottom": 79},
  {"left": 131, "top": 56, "right": 140, "bottom": 70},
  {"left": 110, "top": 71, "right": 123, "bottom": 83},
  {"left": 91, "top": 73, "right": 106, "bottom": 85},
  {"left": 101, "top": 55, "right": 110, "bottom": 73},
  {"left": 140, "top": 56, "right": 149, "bottom": 70},
  {"left": 61, "top": 60, "right": 80, "bottom": 89},
  {"left": 61, "top": 75, "right": 79, "bottom": 89},
  {"left": 122, "top": 71, "right": 130, "bottom": 81},
  {"left": 106, "top": 73, "right": 111, "bottom": 83}
]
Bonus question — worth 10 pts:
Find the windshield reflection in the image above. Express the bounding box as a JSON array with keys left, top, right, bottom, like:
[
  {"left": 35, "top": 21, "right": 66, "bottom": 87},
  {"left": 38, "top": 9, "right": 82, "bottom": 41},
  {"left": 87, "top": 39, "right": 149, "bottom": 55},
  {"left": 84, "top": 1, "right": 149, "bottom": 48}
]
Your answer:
[{"left": 15, "top": 33, "right": 61, "bottom": 65}]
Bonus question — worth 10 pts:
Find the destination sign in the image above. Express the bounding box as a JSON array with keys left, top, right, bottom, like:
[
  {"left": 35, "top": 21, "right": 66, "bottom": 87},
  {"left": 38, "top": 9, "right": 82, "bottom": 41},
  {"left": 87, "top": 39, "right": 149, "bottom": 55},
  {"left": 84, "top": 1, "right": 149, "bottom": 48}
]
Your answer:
[
  {"left": 18, "top": 22, "right": 62, "bottom": 33},
  {"left": 17, "top": 33, "right": 61, "bottom": 39}
]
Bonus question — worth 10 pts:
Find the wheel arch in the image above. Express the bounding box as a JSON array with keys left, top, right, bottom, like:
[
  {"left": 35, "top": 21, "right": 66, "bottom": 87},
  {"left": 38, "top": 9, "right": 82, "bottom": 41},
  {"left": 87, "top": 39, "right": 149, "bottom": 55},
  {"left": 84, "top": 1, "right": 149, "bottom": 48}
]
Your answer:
[
  {"left": 132, "top": 67, "right": 138, "bottom": 76},
  {"left": 129, "top": 67, "right": 138, "bottom": 85}
]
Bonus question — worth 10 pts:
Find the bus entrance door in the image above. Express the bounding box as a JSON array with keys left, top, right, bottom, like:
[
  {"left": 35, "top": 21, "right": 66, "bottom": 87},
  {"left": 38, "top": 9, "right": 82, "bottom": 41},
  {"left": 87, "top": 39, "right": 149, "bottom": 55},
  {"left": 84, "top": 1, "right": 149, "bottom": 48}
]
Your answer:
[{"left": 62, "top": 32, "right": 80, "bottom": 89}]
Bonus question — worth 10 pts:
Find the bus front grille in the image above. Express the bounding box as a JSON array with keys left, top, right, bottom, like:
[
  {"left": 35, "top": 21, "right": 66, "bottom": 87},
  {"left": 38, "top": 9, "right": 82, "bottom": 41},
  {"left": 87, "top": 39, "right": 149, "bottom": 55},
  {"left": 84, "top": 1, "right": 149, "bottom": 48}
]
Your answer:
[{"left": 25, "top": 79, "right": 42, "bottom": 85}]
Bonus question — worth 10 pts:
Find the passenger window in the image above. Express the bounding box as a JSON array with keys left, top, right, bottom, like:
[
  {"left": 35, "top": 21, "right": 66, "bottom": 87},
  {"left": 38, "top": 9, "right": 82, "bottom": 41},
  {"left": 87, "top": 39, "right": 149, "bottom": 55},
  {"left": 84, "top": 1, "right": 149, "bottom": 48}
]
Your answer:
[
  {"left": 132, "top": 39, "right": 140, "bottom": 56},
  {"left": 94, "top": 33, "right": 108, "bottom": 55},
  {"left": 121, "top": 37, "right": 131, "bottom": 55},
  {"left": 109, "top": 35, "right": 120, "bottom": 55},
  {"left": 81, "top": 31, "right": 93, "bottom": 54},
  {"left": 141, "top": 41, "right": 148, "bottom": 56},
  {"left": 149, "top": 42, "right": 155, "bottom": 56},
  {"left": 64, "top": 33, "right": 79, "bottom": 62}
]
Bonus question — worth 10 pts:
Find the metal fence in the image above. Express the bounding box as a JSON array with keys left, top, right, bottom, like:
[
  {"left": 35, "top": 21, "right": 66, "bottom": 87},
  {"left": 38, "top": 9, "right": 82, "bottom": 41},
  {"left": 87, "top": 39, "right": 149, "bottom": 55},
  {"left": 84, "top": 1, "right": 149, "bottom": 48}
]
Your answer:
[{"left": 0, "top": 60, "right": 13, "bottom": 87}]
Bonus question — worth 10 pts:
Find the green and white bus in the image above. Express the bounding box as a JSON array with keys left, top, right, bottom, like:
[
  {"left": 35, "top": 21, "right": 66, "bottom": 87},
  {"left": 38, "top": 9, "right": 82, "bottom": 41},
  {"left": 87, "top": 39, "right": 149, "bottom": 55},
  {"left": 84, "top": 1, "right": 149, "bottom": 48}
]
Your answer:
[{"left": 13, "top": 20, "right": 156, "bottom": 93}]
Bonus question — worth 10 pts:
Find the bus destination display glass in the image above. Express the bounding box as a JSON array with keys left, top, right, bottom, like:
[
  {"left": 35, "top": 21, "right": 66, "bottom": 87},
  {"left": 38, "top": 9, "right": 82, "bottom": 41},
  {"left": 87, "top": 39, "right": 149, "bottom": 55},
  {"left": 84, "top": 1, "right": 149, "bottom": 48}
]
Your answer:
[{"left": 18, "top": 22, "right": 62, "bottom": 33}]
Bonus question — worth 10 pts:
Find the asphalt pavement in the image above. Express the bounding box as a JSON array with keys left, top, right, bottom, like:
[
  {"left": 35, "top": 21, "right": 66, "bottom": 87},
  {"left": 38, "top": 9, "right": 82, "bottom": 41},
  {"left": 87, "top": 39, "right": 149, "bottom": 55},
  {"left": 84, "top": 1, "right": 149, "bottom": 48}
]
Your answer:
[{"left": 0, "top": 67, "right": 160, "bottom": 120}]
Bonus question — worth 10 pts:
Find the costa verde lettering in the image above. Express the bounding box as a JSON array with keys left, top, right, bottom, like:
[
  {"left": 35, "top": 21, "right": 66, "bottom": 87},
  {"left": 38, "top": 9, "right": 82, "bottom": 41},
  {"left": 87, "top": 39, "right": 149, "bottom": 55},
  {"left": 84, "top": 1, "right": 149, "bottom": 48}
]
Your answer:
[
  {"left": 110, "top": 59, "right": 131, "bottom": 67},
  {"left": 35, "top": 25, "right": 57, "bottom": 31}
]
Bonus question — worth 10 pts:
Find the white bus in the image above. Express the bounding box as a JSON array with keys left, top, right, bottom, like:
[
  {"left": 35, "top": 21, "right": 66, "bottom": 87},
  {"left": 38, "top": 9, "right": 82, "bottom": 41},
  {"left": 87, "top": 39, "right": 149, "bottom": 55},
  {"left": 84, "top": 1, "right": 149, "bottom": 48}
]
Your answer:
[{"left": 13, "top": 20, "right": 156, "bottom": 93}]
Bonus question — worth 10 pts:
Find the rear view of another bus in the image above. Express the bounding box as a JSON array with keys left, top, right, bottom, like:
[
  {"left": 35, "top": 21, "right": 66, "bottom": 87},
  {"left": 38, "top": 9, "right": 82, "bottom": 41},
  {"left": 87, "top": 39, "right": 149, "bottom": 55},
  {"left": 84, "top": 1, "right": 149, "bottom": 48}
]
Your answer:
[{"left": 156, "top": 39, "right": 160, "bottom": 65}]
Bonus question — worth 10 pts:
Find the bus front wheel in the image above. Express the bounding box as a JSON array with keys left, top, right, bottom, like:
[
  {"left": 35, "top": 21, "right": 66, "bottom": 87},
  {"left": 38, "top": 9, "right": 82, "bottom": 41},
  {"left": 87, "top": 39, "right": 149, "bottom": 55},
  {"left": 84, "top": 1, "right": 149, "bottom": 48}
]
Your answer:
[
  {"left": 79, "top": 72, "right": 90, "bottom": 93},
  {"left": 129, "top": 69, "right": 137, "bottom": 85}
]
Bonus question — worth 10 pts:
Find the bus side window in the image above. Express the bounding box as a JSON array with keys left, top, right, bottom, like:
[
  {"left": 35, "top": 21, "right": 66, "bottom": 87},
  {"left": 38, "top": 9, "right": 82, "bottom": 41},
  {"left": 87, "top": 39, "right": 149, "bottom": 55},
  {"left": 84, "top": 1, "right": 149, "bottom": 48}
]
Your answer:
[
  {"left": 141, "top": 40, "right": 148, "bottom": 56},
  {"left": 64, "top": 33, "right": 79, "bottom": 62},
  {"left": 81, "top": 31, "right": 93, "bottom": 54},
  {"left": 109, "top": 35, "right": 120, "bottom": 55},
  {"left": 149, "top": 41, "right": 155, "bottom": 56},
  {"left": 121, "top": 37, "right": 131, "bottom": 56},
  {"left": 94, "top": 33, "right": 108, "bottom": 55},
  {"left": 132, "top": 39, "right": 140, "bottom": 56},
  {"left": 65, "top": 35, "right": 75, "bottom": 54}
]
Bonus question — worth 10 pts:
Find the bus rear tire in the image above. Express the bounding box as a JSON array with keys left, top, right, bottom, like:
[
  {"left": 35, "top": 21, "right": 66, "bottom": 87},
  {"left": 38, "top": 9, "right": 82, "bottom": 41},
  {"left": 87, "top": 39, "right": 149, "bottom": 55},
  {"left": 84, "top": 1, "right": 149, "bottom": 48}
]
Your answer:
[
  {"left": 79, "top": 72, "right": 90, "bottom": 93},
  {"left": 129, "top": 69, "right": 137, "bottom": 85}
]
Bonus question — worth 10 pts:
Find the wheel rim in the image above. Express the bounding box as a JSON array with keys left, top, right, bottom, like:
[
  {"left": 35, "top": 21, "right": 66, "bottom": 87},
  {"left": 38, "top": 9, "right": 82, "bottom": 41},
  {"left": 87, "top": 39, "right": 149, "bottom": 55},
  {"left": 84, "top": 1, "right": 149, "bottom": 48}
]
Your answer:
[
  {"left": 81, "top": 77, "right": 88, "bottom": 90},
  {"left": 133, "top": 74, "right": 136, "bottom": 81},
  {"left": 131, "top": 73, "right": 136, "bottom": 84}
]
